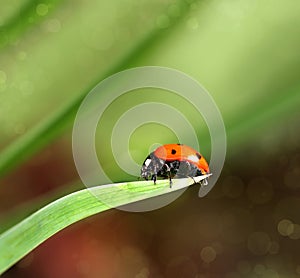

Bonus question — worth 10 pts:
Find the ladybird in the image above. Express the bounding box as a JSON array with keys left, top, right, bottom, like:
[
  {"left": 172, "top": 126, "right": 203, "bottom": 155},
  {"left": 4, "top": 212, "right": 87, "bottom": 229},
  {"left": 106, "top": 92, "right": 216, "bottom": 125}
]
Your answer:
[{"left": 140, "top": 144, "right": 210, "bottom": 187}]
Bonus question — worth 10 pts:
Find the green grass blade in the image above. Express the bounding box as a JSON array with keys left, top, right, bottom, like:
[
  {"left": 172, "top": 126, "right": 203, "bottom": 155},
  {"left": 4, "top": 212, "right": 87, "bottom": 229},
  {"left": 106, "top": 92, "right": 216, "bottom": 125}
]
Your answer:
[
  {"left": 0, "top": 0, "right": 194, "bottom": 178},
  {"left": 0, "top": 181, "right": 83, "bottom": 234},
  {"left": 0, "top": 177, "right": 203, "bottom": 274},
  {"left": 226, "top": 84, "right": 300, "bottom": 148},
  {"left": 0, "top": 85, "right": 299, "bottom": 233}
]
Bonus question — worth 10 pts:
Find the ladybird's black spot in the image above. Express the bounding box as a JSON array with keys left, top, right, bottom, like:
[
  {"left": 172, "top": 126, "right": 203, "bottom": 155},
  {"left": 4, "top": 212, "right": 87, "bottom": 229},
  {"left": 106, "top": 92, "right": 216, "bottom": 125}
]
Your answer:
[
  {"left": 171, "top": 149, "right": 177, "bottom": 155},
  {"left": 196, "top": 152, "right": 201, "bottom": 159}
]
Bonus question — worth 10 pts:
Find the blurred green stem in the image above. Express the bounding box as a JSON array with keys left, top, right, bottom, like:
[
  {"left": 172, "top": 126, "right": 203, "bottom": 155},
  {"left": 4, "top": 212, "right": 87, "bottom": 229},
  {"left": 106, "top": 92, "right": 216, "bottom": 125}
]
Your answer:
[
  {"left": 0, "top": 0, "right": 63, "bottom": 50},
  {"left": 0, "top": 0, "right": 194, "bottom": 177}
]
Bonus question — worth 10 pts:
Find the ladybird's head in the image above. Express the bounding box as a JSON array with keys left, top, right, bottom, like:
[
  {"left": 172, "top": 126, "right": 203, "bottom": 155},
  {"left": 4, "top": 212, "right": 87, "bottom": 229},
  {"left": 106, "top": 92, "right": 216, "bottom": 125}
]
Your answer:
[
  {"left": 199, "top": 158, "right": 210, "bottom": 174},
  {"left": 195, "top": 152, "right": 210, "bottom": 175}
]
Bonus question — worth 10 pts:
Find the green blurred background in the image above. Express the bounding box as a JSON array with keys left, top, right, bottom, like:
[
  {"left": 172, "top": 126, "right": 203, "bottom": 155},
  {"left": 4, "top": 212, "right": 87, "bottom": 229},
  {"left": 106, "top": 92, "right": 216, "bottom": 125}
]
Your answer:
[{"left": 1, "top": 0, "right": 300, "bottom": 277}]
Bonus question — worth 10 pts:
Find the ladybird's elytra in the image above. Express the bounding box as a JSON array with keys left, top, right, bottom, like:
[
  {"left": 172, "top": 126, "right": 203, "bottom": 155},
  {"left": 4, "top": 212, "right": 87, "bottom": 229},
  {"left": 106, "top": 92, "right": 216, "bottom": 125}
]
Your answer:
[{"left": 140, "top": 144, "right": 210, "bottom": 187}]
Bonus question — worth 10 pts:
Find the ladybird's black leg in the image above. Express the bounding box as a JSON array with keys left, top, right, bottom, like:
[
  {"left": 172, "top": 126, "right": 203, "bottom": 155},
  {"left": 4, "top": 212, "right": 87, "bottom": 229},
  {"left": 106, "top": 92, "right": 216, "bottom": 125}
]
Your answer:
[
  {"left": 163, "top": 163, "right": 172, "bottom": 188},
  {"left": 168, "top": 172, "right": 172, "bottom": 188},
  {"left": 152, "top": 174, "right": 157, "bottom": 185},
  {"left": 152, "top": 164, "right": 158, "bottom": 185}
]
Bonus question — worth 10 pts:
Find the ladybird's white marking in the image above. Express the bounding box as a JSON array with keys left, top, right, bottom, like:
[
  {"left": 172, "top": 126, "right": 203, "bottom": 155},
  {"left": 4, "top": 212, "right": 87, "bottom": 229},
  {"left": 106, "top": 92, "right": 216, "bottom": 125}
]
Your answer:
[
  {"left": 187, "top": 155, "right": 199, "bottom": 163},
  {"left": 145, "top": 159, "right": 152, "bottom": 166}
]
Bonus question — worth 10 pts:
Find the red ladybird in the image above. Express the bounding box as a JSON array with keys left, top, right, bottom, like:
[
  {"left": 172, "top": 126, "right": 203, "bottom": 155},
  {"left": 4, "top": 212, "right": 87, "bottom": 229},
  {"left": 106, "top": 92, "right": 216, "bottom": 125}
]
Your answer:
[{"left": 140, "top": 144, "right": 210, "bottom": 187}]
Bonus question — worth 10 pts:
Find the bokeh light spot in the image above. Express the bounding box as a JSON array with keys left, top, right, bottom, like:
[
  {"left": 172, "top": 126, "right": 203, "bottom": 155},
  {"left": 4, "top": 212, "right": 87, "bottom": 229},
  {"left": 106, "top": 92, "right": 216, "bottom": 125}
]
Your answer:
[
  {"left": 20, "top": 80, "right": 34, "bottom": 96},
  {"left": 246, "top": 178, "right": 273, "bottom": 204},
  {"left": 167, "top": 4, "right": 181, "bottom": 18},
  {"left": 165, "top": 256, "right": 198, "bottom": 277},
  {"left": 200, "top": 246, "right": 217, "bottom": 263},
  {"left": 237, "top": 260, "right": 251, "bottom": 275},
  {"left": 196, "top": 212, "right": 222, "bottom": 239},
  {"left": 264, "top": 269, "right": 279, "bottom": 278},
  {"left": 0, "top": 70, "right": 7, "bottom": 84},
  {"left": 224, "top": 271, "right": 240, "bottom": 278},
  {"left": 254, "top": 264, "right": 266, "bottom": 275},
  {"left": 186, "top": 17, "right": 199, "bottom": 30},
  {"left": 17, "top": 51, "right": 27, "bottom": 60},
  {"left": 221, "top": 208, "right": 253, "bottom": 244},
  {"left": 211, "top": 241, "right": 223, "bottom": 254},
  {"left": 268, "top": 241, "right": 280, "bottom": 254},
  {"left": 289, "top": 223, "right": 300, "bottom": 239},
  {"left": 135, "top": 267, "right": 150, "bottom": 278},
  {"left": 14, "top": 123, "right": 26, "bottom": 135},
  {"left": 44, "top": 19, "right": 62, "bottom": 33},
  {"left": 274, "top": 197, "right": 300, "bottom": 224},
  {"left": 284, "top": 170, "right": 300, "bottom": 190},
  {"left": 156, "top": 15, "right": 170, "bottom": 29},
  {"left": 118, "top": 246, "right": 149, "bottom": 277},
  {"left": 247, "top": 232, "right": 271, "bottom": 255},
  {"left": 277, "top": 219, "right": 294, "bottom": 236},
  {"left": 222, "top": 176, "right": 244, "bottom": 198},
  {"left": 36, "top": 4, "right": 49, "bottom": 16}
]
